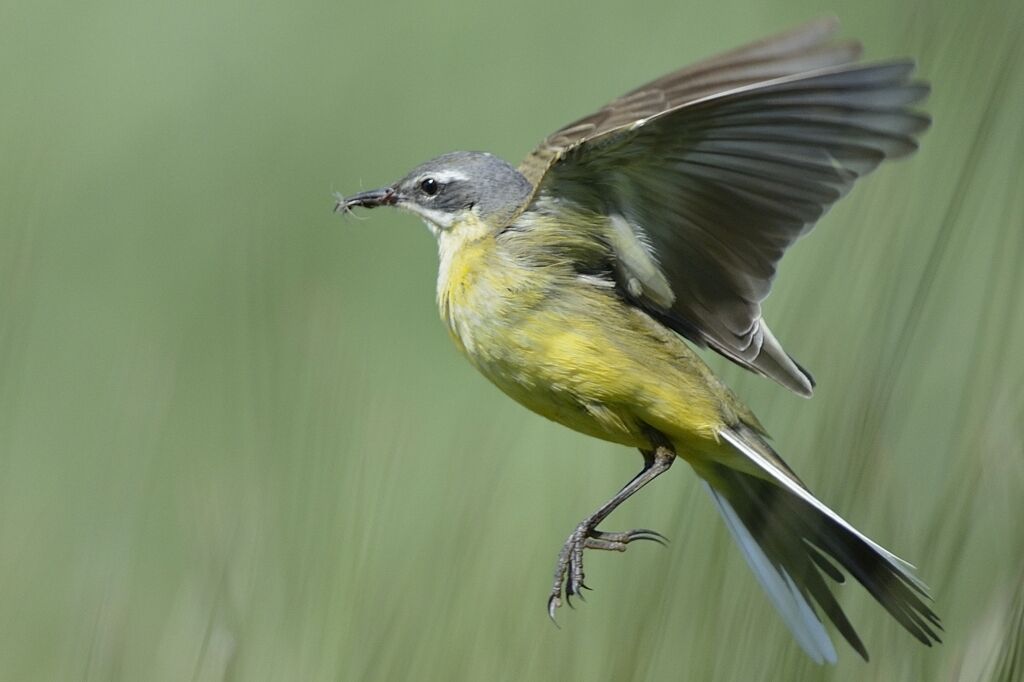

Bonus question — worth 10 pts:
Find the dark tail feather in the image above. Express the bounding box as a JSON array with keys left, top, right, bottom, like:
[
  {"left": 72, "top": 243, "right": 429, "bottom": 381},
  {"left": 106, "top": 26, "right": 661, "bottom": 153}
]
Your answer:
[{"left": 702, "top": 462, "right": 942, "bottom": 662}]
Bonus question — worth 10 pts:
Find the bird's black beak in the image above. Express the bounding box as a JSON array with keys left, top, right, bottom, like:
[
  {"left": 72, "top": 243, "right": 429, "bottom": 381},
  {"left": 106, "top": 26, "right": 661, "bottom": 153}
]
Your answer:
[{"left": 334, "top": 187, "right": 398, "bottom": 213}]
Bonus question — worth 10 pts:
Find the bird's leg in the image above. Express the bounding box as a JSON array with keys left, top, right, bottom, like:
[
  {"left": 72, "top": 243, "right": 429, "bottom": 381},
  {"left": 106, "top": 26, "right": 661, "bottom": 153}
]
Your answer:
[{"left": 548, "top": 442, "right": 675, "bottom": 620}]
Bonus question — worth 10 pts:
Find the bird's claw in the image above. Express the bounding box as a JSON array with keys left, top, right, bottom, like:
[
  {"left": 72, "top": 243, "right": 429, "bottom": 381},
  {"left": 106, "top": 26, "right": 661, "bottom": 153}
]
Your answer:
[
  {"left": 547, "top": 523, "right": 667, "bottom": 622},
  {"left": 586, "top": 528, "right": 668, "bottom": 550}
]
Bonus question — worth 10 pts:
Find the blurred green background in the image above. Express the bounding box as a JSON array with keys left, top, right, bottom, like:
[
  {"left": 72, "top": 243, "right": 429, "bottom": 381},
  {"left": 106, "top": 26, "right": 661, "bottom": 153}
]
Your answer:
[{"left": 2, "top": 0, "right": 1023, "bottom": 679}]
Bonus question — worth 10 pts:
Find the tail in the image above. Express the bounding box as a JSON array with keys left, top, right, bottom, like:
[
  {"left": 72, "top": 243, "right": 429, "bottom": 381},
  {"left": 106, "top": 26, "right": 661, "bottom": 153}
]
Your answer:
[{"left": 696, "top": 424, "right": 942, "bottom": 663}]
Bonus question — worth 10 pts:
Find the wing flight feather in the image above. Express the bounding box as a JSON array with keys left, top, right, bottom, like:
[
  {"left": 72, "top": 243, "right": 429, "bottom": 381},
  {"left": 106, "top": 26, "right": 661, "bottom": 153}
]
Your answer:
[{"left": 518, "top": 19, "right": 929, "bottom": 395}]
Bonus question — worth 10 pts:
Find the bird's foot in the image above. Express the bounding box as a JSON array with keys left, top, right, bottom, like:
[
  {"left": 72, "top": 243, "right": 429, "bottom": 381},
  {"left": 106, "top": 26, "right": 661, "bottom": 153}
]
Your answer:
[{"left": 546, "top": 524, "right": 667, "bottom": 621}]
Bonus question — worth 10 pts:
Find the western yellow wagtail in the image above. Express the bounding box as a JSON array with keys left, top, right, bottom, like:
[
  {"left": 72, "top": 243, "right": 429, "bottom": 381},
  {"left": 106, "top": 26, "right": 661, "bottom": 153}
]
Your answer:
[{"left": 336, "top": 17, "right": 940, "bottom": 663}]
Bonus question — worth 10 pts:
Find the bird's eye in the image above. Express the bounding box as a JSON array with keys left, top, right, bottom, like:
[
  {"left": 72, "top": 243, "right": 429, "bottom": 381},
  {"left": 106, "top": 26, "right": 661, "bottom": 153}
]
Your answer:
[{"left": 419, "top": 177, "right": 439, "bottom": 196}]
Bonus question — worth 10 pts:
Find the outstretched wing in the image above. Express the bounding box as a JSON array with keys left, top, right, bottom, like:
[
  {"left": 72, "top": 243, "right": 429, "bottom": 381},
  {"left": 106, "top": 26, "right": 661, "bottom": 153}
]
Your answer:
[{"left": 518, "top": 18, "right": 929, "bottom": 396}]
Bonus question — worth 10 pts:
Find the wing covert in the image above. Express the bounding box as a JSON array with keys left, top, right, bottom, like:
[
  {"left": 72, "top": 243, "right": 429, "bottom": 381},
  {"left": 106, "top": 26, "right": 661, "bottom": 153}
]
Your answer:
[{"left": 519, "top": 19, "right": 929, "bottom": 396}]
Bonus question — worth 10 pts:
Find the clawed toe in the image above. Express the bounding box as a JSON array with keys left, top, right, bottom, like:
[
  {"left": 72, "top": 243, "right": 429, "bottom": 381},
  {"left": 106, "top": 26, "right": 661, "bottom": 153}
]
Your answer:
[
  {"left": 588, "top": 528, "right": 669, "bottom": 548},
  {"left": 547, "top": 524, "right": 667, "bottom": 621},
  {"left": 545, "top": 447, "right": 676, "bottom": 623}
]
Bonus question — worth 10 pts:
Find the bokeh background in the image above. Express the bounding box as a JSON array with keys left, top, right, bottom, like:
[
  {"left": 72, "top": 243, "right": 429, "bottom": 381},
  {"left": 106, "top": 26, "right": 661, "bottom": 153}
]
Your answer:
[{"left": 2, "top": 0, "right": 1023, "bottom": 680}]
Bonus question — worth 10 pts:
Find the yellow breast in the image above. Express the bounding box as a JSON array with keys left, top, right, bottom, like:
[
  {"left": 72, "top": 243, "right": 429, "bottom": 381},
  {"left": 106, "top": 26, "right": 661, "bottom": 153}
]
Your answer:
[{"left": 434, "top": 219, "right": 741, "bottom": 455}]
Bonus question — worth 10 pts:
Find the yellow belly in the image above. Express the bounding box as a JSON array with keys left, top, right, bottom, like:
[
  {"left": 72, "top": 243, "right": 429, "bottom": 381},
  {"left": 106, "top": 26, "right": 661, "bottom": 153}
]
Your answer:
[{"left": 436, "top": 232, "right": 744, "bottom": 455}]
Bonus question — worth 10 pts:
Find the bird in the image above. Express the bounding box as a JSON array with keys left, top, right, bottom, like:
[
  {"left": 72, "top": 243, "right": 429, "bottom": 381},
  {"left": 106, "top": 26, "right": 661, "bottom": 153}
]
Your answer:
[{"left": 335, "top": 17, "right": 941, "bottom": 663}]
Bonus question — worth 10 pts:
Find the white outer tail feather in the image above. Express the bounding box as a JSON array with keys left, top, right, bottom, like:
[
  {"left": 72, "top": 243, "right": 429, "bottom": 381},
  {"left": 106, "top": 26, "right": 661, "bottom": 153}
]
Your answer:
[
  {"left": 702, "top": 480, "right": 838, "bottom": 664},
  {"left": 717, "top": 428, "right": 925, "bottom": 591}
]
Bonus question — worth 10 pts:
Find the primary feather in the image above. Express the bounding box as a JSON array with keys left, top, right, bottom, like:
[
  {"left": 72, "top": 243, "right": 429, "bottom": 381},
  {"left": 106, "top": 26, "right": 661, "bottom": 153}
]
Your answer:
[{"left": 519, "top": 18, "right": 930, "bottom": 395}]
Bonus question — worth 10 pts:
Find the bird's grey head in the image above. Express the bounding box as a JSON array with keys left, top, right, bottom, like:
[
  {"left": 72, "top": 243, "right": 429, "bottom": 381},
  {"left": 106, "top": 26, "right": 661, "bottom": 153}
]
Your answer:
[{"left": 335, "top": 151, "right": 533, "bottom": 233}]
